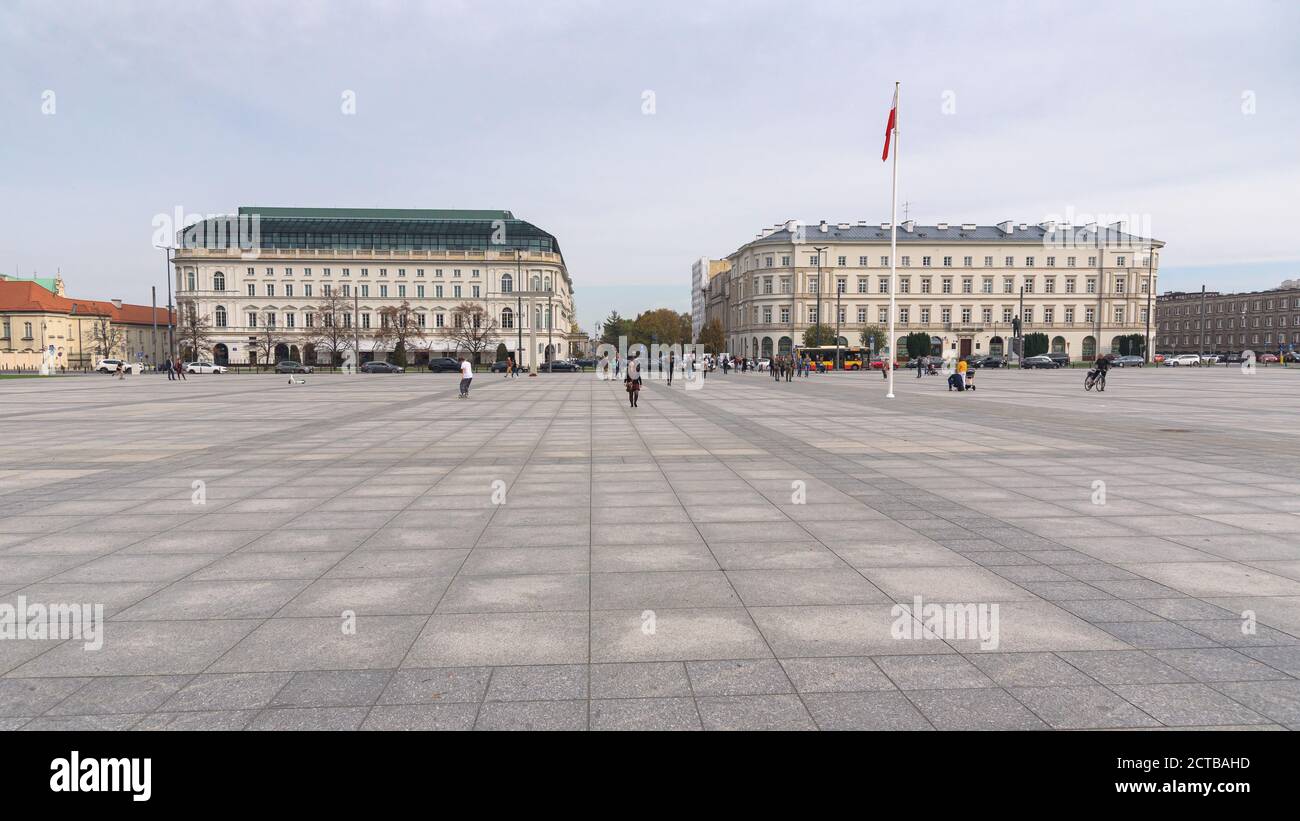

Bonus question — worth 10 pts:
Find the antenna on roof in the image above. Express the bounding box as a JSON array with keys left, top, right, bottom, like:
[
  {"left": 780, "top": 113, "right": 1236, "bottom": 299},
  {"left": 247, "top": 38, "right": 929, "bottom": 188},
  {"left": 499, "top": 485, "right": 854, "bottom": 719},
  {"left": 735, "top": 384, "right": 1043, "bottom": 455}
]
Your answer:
[{"left": 902, "top": 201, "right": 914, "bottom": 221}]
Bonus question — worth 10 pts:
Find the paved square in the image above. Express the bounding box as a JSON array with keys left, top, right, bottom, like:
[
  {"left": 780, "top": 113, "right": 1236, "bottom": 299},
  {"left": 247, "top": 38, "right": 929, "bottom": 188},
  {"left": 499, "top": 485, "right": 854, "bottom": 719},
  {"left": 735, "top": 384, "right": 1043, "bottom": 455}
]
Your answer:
[{"left": 2, "top": 365, "right": 1299, "bottom": 730}]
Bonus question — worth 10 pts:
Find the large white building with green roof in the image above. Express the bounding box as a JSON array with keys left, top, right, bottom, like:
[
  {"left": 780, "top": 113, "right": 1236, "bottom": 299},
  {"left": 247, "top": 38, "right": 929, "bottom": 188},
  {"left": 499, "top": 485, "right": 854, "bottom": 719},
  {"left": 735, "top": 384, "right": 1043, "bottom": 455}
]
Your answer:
[{"left": 172, "top": 206, "right": 578, "bottom": 369}]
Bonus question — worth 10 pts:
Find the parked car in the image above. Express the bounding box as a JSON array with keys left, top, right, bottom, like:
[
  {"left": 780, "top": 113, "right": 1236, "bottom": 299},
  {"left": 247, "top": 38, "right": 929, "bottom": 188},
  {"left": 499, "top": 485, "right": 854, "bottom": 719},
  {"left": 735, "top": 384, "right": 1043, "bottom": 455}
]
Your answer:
[
  {"left": 544, "top": 360, "right": 581, "bottom": 372},
  {"left": 95, "top": 358, "right": 143, "bottom": 374},
  {"left": 361, "top": 361, "right": 404, "bottom": 373},
  {"left": 489, "top": 360, "right": 514, "bottom": 373},
  {"left": 1223, "top": 352, "right": 1246, "bottom": 364},
  {"left": 975, "top": 355, "right": 1007, "bottom": 369},
  {"left": 1112, "top": 355, "right": 1144, "bottom": 367},
  {"left": 573, "top": 359, "right": 597, "bottom": 369},
  {"left": 1259, "top": 353, "right": 1279, "bottom": 364},
  {"left": 1199, "top": 353, "right": 1222, "bottom": 364},
  {"left": 185, "top": 361, "right": 228, "bottom": 374},
  {"left": 1284, "top": 351, "right": 1300, "bottom": 363},
  {"left": 1152, "top": 353, "right": 1168, "bottom": 364},
  {"left": 1164, "top": 354, "right": 1201, "bottom": 366},
  {"left": 274, "top": 360, "right": 314, "bottom": 374},
  {"left": 427, "top": 357, "right": 461, "bottom": 373},
  {"left": 1022, "top": 355, "right": 1060, "bottom": 369},
  {"left": 870, "top": 359, "right": 898, "bottom": 370},
  {"left": 1046, "top": 352, "right": 1072, "bottom": 368}
]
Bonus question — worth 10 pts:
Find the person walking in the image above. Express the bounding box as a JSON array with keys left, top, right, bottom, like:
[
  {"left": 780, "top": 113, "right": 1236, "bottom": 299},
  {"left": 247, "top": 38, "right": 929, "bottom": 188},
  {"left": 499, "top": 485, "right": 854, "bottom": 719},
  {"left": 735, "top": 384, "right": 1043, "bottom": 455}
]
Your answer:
[
  {"left": 114, "top": 361, "right": 124, "bottom": 380},
  {"left": 624, "top": 354, "right": 642, "bottom": 407},
  {"left": 667, "top": 350, "right": 676, "bottom": 386},
  {"left": 174, "top": 356, "right": 186, "bottom": 380},
  {"left": 164, "top": 358, "right": 174, "bottom": 381},
  {"left": 458, "top": 356, "right": 473, "bottom": 398},
  {"left": 505, "top": 356, "right": 514, "bottom": 379},
  {"left": 916, "top": 356, "right": 924, "bottom": 379}
]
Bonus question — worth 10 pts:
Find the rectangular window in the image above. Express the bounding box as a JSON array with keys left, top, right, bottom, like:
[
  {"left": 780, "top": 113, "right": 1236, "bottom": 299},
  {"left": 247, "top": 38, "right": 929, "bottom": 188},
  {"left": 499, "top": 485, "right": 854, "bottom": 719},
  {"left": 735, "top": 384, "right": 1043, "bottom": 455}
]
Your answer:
[
  {"left": 920, "top": 279, "right": 931, "bottom": 294},
  {"left": 879, "top": 278, "right": 889, "bottom": 294},
  {"left": 982, "top": 278, "right": 993, "bottom": 294},
  {"left": 857, "top": 307, "right": 867, "bottom": 323}
]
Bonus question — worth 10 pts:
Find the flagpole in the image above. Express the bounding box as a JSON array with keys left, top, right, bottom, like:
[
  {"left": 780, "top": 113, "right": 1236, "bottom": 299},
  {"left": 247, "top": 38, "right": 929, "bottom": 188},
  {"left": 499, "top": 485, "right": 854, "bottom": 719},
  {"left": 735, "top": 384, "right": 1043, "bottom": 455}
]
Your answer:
[{"left": 887, "top": 81, "right": 899, "bottom": 399}]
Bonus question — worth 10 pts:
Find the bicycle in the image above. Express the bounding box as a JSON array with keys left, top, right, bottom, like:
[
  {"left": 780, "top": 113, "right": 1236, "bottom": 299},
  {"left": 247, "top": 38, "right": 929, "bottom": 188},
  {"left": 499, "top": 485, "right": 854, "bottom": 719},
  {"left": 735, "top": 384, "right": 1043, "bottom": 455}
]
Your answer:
[{"left": 1084, "top": 368, "right": 1107, "bottom": 391}]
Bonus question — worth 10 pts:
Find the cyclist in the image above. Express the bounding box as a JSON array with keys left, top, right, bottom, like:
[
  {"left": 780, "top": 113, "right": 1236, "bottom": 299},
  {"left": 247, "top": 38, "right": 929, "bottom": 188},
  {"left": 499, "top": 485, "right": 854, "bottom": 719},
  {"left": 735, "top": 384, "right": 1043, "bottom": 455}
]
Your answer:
[{"left": 1087, "top": 355, "right": 1110, "bottom": 390}]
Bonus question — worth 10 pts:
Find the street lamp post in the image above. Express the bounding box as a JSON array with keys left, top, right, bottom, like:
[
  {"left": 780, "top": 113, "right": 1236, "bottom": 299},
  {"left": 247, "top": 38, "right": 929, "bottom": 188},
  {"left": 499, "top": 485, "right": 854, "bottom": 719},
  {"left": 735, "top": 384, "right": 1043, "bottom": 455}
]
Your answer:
[
  {"left": 154, "top": 244, "right": 176, "bottom": 360},
  {"left": 515, "top": 251, "right": 523, "bottom": 370},
  {"left": 834, "top": 275, "right": 842, "bottom": 371},
  {"left": 1145, "top": 250, "right": 1154, "bottom": 364},
  {"left": 812, "top": 246, "right": 827, "bottom": 348}
]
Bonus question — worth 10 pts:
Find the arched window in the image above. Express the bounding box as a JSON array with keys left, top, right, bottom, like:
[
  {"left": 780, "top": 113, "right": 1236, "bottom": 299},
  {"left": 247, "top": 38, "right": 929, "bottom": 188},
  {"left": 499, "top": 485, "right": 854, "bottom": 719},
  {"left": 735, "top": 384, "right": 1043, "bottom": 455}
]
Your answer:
[
  {"left": 532, "top": 275, "right": 541, "bottom": 291},
  {"left": 500, "top": 273, "right": 513, "bottom": 293},
  {"left": 213, "top": 271, "right": 226, "bottom": 291},
  {"left": 501, "top": 307, "right": 514, "bottom": 328},
  {"left": 544, "top": 276, "right": 552, "bottom": 291},
  {"left": 186, "top": 270, "right": 196, "bottom": 291}
]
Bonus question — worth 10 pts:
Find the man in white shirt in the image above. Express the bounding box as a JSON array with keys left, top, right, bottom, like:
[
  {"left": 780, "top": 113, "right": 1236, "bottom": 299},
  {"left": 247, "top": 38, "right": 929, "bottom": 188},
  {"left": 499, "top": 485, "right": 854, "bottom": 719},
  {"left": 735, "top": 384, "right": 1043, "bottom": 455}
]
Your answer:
[{"left": 458, "top": 357, "right": 473, "bottom": 399}]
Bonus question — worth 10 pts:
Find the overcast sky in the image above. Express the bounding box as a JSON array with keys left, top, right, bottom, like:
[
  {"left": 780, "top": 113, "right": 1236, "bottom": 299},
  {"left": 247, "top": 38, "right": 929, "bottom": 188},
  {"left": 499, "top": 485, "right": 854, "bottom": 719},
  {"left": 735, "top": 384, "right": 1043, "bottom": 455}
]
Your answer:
[{"left": 2, "top": 0, "right": 1297, "bottom": 334}]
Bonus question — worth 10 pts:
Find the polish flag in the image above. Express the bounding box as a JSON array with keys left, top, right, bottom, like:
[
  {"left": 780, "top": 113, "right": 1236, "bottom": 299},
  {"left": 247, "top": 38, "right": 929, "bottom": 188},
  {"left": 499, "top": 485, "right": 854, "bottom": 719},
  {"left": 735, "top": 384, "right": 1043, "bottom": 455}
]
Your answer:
[{"left": 882, "top": 89, "right": 897, "bottom": 161}]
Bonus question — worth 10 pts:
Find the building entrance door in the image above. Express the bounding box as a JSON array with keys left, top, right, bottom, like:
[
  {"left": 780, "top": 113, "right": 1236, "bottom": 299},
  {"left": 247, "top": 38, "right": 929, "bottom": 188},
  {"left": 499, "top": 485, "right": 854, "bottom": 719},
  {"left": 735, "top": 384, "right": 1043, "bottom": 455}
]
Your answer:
[{"left": 960, "top": 338, "right": 972, "bottom": 358}]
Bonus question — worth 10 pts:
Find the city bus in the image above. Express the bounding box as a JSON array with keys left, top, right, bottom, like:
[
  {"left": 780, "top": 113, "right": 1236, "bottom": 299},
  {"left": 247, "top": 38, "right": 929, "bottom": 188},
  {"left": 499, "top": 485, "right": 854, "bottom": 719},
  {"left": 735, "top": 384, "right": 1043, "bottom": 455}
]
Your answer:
[{"left": 797, "top": 346, "right": 866, "bottom": 370}]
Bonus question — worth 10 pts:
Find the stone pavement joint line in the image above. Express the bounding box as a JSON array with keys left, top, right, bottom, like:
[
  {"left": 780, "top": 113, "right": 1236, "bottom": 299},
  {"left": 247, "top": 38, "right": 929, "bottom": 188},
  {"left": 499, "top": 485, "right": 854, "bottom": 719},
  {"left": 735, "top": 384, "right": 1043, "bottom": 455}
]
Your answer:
[{"left": 1, "top": 368, "right": 1299, "bottom": 730}]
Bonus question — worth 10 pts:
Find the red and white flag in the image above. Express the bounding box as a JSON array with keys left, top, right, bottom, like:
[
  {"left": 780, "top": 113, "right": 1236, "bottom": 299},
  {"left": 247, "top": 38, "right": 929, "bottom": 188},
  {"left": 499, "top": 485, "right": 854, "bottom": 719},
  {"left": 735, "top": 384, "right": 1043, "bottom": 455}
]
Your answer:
[{"left": 882, "top": 89, "right": 897, "bottom": 161}]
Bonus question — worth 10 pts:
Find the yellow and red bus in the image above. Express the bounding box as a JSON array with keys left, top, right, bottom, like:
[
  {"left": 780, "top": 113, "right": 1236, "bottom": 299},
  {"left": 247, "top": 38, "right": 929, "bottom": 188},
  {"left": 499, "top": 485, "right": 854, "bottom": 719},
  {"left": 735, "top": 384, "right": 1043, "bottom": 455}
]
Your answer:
[{"left": 797, "top": 346, "right": 866, "bottom": 370}]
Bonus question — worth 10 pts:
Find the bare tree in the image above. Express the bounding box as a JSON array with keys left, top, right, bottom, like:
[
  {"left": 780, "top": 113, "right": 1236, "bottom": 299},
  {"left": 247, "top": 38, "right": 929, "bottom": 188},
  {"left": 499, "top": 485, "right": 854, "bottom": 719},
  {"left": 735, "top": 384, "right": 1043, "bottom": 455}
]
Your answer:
[
  {"left": 440, "top": 302, "right": 499, "bottom": 365},
  {"left": 373, "top": 300, "right": 427, "bottom": 367},
  {"left": 176, "top": 299, "right": 216, "bottom": 362},
  {"left": 90, "top": 316, "right": 124, "bottom": 359},
  {"left": 305, "top": 290, "right": 356, "bottom": 368},
  {"left": 250, "top": 312, "right": 288, "bottom": 370}
]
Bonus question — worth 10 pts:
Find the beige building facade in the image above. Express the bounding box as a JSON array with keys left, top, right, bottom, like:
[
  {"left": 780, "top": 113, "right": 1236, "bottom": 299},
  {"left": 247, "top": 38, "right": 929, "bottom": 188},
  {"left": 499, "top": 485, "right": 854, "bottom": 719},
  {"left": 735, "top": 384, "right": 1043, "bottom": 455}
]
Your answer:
[
  {"left": 1, "top": 277, "right": 171, "bottom": 371},
  {"left": 173, "top": 207, "right": 580, "bottom": 368},
  {"left": 705, "top": 220, "right": 1162, "bottom": 362}
]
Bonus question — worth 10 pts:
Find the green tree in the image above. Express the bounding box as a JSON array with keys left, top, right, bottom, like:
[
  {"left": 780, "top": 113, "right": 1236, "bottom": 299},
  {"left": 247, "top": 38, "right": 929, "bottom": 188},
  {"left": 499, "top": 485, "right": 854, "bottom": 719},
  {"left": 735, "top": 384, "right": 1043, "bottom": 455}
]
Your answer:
[
  {"left": 391, "top": 339, "right": 408, "bottom": 367},
  {"left": 697, "top": 318, "right": 725, "bottom": 353},
  {"left": 1115, "top": 333, "right": 1146, "bottom": 357},
  {"left": 860, "top": 325, "right": 887, "bottom": 355},
  {"left": 801, "top": 323, "right": 837, "bottom": 348},
  {"left": 1024, "top": 332, "right": 1049, "bottom": 358},
  {"left": 495, "top": 342, "right": 509, "bottom": 362},
  {"left": 600, "top": 311, "right": 632, "bottom": 345},
  {"left": 905, "top": 331, "right": 931, "bottom": 360},
  {"left": 629, "top": 308, "right": 692, "bottom": 347}
]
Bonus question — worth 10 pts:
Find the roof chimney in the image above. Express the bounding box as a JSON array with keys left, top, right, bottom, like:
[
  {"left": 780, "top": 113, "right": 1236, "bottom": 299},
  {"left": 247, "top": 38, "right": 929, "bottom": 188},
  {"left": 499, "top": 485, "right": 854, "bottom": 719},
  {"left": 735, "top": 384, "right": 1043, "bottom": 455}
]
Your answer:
[
  {"left": 818, "top": 220, "right": 829, "bottom": 233},
  {"left": 901, "top": 220, "right": 915, "bottom": 232},
  {"left": 961, "top": 223, "right": 977, "bottom": 231},
  {"left": 936, "top": 222, "right": 949, "bottom": 230}
]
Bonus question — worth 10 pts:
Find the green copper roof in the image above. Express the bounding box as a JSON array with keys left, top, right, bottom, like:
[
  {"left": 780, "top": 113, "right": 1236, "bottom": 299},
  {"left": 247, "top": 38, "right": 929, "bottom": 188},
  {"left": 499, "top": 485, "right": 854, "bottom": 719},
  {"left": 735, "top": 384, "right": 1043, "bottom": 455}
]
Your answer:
[
  {"left": 238, "top": 207, "right": 514, "bottom": 221},
  {"left": 0, "top": 275, "right": 59, "bottom": 293}
]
